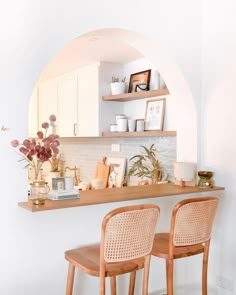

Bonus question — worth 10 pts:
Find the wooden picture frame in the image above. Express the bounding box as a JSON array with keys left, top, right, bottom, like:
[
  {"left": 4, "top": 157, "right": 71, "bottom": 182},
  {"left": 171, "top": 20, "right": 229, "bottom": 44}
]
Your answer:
[
  {"left": 106, "top": 157, "right": 126, "bottom": 188},
  {"left": 128, "top": 69, "right": 151, "bottom": 93},
  {"left": 145, "top": 98, "right": 166, "bottom": 131}
]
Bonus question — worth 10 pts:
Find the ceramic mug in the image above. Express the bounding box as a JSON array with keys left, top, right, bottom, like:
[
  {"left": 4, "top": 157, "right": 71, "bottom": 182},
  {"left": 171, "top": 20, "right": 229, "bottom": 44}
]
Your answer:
[
  {"left": 128, "top": 119, "right": 136, "bottom": 132},
  {"left": 64, "top": 176, "right": 74, "bottom": 191}
]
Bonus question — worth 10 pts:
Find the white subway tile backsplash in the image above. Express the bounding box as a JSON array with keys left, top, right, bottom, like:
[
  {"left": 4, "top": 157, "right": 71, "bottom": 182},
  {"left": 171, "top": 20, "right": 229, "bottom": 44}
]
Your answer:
[{"left": 59, "top": 137, "right": 176, "bottom": 184}]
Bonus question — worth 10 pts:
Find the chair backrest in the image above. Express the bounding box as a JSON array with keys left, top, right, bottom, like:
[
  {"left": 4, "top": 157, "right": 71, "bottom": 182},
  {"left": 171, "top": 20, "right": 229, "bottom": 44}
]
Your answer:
[
  {"left": 100, "top": 204, "right": 160, "bottom": 263},
  {"left": 170, "top": 196, "right": 219, "bottom": 247}
]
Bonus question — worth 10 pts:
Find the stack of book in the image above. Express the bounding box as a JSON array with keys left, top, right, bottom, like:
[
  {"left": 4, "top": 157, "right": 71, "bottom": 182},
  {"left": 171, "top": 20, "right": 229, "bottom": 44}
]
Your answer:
[{"left": 47, "top": 189, "right": 80, "bottom": 200}]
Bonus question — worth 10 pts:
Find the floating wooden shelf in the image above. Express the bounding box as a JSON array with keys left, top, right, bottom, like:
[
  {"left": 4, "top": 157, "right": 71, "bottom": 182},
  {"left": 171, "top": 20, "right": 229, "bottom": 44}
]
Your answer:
[
  {"left": 102, "top": 130, "right": 176, "bottom": 137},
  {"left": 18, "top": 183, "right": 224, "bottom": 212},
  {"left": 102, "top": 88, "right": 169, "bottom": 102}
]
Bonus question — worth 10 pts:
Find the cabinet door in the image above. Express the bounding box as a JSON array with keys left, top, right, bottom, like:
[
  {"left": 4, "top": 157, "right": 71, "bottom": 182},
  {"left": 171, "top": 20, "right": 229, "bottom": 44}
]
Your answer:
[
  {"left": 38, "top": 79, "right": 58, "bottom": 131},
  {"left": 77, "top": 64, "right": 99, "bottom": 136},
  {"left": 28, "top": 86, "right": 38, "bottom": 137},
  {"left": 57, "top": 74, "right": 77, "bottom": 137}
]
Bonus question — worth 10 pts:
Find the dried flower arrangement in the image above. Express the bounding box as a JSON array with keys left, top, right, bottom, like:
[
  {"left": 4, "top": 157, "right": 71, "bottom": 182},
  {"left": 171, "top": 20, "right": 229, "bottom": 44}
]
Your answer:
[
  {"left": 11, "top": 114, "right": 60, "bottom": 180},
  {"left": 111, "top": 76, "right": 126, "bottom": 83}
]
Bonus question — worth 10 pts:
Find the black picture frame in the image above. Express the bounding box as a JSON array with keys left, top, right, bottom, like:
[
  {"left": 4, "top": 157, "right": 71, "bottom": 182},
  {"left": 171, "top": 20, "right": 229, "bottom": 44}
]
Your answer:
[{"left": 128, "top": 69, "right": 151, "bottom": 93}]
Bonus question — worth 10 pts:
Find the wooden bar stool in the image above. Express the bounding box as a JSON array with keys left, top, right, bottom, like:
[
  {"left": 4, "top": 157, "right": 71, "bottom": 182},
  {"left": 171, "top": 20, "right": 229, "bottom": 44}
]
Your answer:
[
  {"left": 65, "top": 203, "right": 160, "bottom": 295},
  {"left": 151, "top": 196, "right": 219, "bottom": 295}
]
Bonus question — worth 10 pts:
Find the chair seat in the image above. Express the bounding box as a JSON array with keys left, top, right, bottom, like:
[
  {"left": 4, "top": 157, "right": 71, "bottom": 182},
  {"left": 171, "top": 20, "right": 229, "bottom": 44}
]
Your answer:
[
  {"left": 65, "top": 244, "right": 145, "bottom": 277},
  {"left": 151, "top": 233, "right": 205, "bottom": 259}
]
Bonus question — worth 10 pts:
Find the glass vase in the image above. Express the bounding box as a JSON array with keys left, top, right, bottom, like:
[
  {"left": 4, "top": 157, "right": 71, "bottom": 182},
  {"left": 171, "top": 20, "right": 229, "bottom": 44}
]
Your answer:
[{"left": 30, "top": 180, "right": 50, "bottom": 205}]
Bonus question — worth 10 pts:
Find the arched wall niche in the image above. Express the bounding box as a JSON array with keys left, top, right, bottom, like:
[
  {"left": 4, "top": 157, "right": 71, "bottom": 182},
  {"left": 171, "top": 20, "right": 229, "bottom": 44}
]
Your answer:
[{"left": 32, "top": 28, "right": 197, "bottom": 162}]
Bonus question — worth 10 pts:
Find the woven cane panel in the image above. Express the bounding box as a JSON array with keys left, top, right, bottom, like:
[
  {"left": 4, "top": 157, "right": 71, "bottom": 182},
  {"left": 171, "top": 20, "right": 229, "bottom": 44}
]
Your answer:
[
  {"left": 173, "top": 200, "right": 218, "bottom": 246},
  {"left": 104, "top": 208, "right": 159, "bottom": 263}
]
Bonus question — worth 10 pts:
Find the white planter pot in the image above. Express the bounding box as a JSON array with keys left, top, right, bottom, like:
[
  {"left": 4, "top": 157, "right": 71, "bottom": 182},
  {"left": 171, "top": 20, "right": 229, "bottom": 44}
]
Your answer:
[{"left": 110, "top": 82, "right": 126, "bottom": 95}]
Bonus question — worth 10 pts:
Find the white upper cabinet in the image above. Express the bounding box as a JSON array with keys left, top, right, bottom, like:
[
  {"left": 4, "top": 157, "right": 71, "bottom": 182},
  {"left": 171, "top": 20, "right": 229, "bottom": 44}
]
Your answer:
[
  {"left": 77, "top": 63, "right": 99, "bottom": 136},
  {"left": 28, "top": 86, "right": 38, "bottom": 137},
  {"left": 38, "top": 79, "right": 58, "bottom": 129},
  {"left": 33, "top": 62, "right": 124, "bottom": 137},
  {"left": 57, "top": 73, "right": 78, "bottom": 137}
]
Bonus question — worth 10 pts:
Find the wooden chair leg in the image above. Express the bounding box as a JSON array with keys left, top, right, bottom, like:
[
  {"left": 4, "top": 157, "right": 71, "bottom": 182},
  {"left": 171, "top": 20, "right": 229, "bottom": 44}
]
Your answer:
[
  {"left": 66, "top": 264, "right": 75, "bottom": 295},
  {"left": 110, "top": 276, "right": 116, "bottom": 295},
  {"left": 142, "top": 255, "right": 151, "bottom": 295},
  {"left": 166, "top": 259, "right": 174, "bottom": 295},
  {"left": 129, "top": 271, "right": 136, "bottom": 295},
  {"left": 100, "top": 276, "right": 106, "bottom": 295},
  {"left": 202, "top": 241, "right": 210, "bottom": 295}
]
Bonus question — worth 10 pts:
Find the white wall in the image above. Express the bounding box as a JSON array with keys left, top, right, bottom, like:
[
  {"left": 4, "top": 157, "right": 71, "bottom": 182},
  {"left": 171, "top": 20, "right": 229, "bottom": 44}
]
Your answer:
[
  {"left": 201, "top": 0, "right": 236, "bottom": 293},
  {"left": 1, "top": 1, "right": 232, "bottom": 294}
]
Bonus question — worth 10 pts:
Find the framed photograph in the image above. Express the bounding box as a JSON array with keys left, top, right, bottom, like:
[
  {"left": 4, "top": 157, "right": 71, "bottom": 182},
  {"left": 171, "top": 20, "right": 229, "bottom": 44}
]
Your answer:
[
  {"left": 128, "top": 69, "right": 151, "bottom": 93},
  {"left": 145, "top": 98, "right": 166, "bottom": 131},
  {"left": 106, "top": 157, "right": 126, "bottom": 188}
]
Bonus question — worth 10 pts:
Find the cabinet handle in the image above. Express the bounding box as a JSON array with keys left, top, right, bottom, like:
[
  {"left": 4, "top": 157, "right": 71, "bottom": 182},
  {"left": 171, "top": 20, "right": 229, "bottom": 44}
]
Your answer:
[{"left": 74, "top": 123, "right": 78, "bottom": 136}]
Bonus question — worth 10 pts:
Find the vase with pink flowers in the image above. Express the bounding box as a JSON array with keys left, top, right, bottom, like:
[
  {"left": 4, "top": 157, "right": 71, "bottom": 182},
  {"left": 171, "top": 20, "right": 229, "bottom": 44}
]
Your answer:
[{"left": 11, "top": 114, "right": 60, "bottom": 204}]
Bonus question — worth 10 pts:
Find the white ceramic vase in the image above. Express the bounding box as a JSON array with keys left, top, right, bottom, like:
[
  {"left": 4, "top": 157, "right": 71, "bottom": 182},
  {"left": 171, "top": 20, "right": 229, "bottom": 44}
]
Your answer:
[{"left": 110, "top": 82, "right": 126, "bottom": 95}]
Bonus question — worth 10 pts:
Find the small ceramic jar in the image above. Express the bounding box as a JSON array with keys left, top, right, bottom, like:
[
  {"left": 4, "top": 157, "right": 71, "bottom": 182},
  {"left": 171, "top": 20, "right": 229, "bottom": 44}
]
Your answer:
[
  {"left": 117, "top": 118, "right": 128, "bottom": 132},
  {"left": 110, "top": 124, "right": 118, "bottom": 132},
  {"left": 91, "top": 178, "right": 105, "bottom": 189},
  {"left": 115, "top": 114, "right": 126, "bottom": 124}
]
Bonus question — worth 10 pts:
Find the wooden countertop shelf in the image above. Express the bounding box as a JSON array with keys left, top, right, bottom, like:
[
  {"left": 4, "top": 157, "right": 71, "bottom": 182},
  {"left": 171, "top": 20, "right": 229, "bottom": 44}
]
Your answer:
[
  {"left": 102, "top": 88, "right": 169, "bottom": 102},
  {"left": 102, "top": 130, "right": 176, "bottom": 137},
  {"left": 18, "top": 183, "right": 224, "bottom": 212}
]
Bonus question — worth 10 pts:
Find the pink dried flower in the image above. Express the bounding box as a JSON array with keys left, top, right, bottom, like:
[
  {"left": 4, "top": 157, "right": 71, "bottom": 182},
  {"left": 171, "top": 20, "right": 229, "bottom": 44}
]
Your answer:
[
  {"left": 49, "top": 114, "right": 56, "bottom": 122},
  {"left": 11, "top": 114, "right": 60, "bottom": 178},
  {"left": 37, "top": 131, "right": 44, "bottom": 139},
  {"left": 42, "top": 122, "right": 49, "bottom": 129},
  {"left": 11, "top": 139, "right": 19, "bottom": 147}
]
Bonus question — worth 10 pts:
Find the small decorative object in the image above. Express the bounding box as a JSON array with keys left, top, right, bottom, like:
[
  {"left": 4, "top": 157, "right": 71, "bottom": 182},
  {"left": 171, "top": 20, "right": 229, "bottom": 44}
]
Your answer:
[
  {"left": 128, "top": 119, "right": 136, "bottom": 132},
  {"left": 115, "top": 114, "right": 126, "bottom": 124},
  {"left": 145, "top": 98, "right": 166, "bottom": 131},
  {"left": 128, "top": 69, "right": 151, "bottom": 93},
  {"left": 30, "top": 180, "right": 50, "bottom": 205},
  {"left": 91, "top": 178, "right": 105, "bottom": 190},
  {"left": 159, "top": 75, "right": 166, "bottom": 89},
  {"left": 78, "top": 181, "right": 90, "bottom": 191},
  {"left": 117, "top": 117, "right": 128, "bottom": 132},
  {"left": 135, "top": 84, "right": 148, "bottom": 92},
  {"left": 11, "top": 114, "right": 60, "bottom": 205},
  {"left": 52, "top": 177, "right": 65, "bottom": 190},
  {"left": 198, "top": 171, "right": 214, "bottom": 188},
  {"left": 110, "top": 77, "right": 126, "bottom": 95},
  {"left": 64, "top": 176, "right": 74, "bottom": 191},
  {"left": 110, "top": 124, "right": 118, "bottom": 132},
  {"left": 107, "top": 157, "right": 126, "bottom": 188},
  {"left": 174, "top": 162, "right": 196, "bottom": 187},
  {"left": 150, "top": 69, "right": 160, "bottom": 90},
  {"left": 136, "top": 119, "right": 145, "bottom": 132},
  {"left": 128, "top": 144, "right": 163, "bottom": 184}
]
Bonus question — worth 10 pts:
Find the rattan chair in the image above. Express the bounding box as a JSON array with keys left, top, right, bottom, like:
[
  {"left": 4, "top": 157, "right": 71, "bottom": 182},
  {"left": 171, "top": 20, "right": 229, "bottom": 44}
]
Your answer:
[
  {"left": 65, "top": 204, "right": 160, "bottom": 295},
  {"left": 151, "top": 196, "right": 219, "bottom": 295}
]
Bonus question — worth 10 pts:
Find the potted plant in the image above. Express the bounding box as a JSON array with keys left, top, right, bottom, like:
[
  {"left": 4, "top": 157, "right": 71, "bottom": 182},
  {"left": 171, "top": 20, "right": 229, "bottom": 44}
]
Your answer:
[
  {"left": 110, "top": 76, "right": 126, "bottom": 95},
  {"left": 127, "top": 144, "right": 163, "bottom": 184}
]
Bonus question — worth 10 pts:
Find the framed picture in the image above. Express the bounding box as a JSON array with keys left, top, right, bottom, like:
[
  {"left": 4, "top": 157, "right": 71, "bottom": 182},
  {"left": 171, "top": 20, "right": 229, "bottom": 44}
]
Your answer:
[
  {"left": 145, "top": 98, "right": 166, "bottom": 131},
  {"left": 128, "top": 69, "right": 151, "bottom": 93},
  {"left": 106, "top": 157, "right": 126, "bottom": 188}
]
